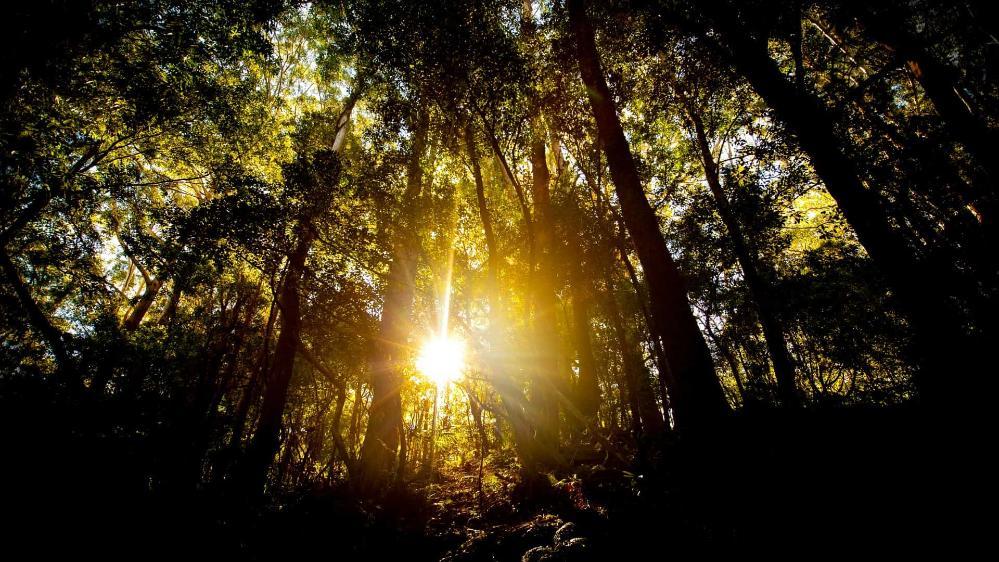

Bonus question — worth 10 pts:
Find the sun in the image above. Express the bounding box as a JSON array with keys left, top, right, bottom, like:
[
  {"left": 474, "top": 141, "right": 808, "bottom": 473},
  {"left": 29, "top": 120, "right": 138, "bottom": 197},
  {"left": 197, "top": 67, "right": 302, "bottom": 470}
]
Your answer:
[{"left": 416, "top": 335, "right": 466, "bottom": 387}]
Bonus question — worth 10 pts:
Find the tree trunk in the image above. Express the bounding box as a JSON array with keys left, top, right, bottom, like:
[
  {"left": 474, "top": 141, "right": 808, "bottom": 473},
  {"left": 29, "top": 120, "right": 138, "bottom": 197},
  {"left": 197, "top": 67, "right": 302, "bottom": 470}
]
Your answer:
[
  {"left": 569, "top": 0, "right": 729, "bottom": 432},
  {"left": 465, "top": 122, "right": 539, "bottom": 468},
  {"left": 357, "top": 109, "right": 429, "bottom": 490},
  {"left": 569, "top": 270, "right": 601, "bottom": 422},
  {"left": 123, "top": 277, "right": 162, "bottom": 331},
  {"left": 583, "top": 169, "right": 675, "bottom": 421},
  {"left": 527, "top": 116, "right": 563, "bottom": 452},
  {"left": 523, "top": 0, "right": 564, "bottom": 456},
  {"left": 604, "top": 269, "right": 666, "bottom": 436},
  {"left": 238, "top": 94, "right": 357, "bottom": 493},
  {"left": 563, "top": 199, "right": 601, "bottom": 423},
  {"left": 0, "top": 248, "right": 72, "bottom": 376},
  {"left": 239, "top": 221, "right": 314, "bottom": 492},
  {"left": 856, "top": 4, "right": 999, "bottom": 201},
  {"left": 158, "top": 279, "right": 183, "bottom": 325},
  {"left": 702, "top": 314, "right": 747, "bottom": 405},
  {"left": 685, "top": 100, "right": 800, "bottom": 408}
]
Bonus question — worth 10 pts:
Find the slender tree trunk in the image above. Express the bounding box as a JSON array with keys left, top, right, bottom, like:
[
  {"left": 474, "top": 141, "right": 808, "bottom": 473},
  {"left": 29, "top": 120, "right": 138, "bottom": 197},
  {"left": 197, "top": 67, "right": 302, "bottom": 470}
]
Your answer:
[
  {"left": 176, "top": 286, "right": 258, "bottom": 489},
  {"left": 297, "top": 341, "right": 353, "bottom": 479},
  {"left": 0, "top": 248, "right": 73, "bottom": 379},
  {"left": 228, "top": 291, "right": 278, "bottom": 454},
  {"left": 569, "top": 269, "right": 601, "bottom": 422},
  {"left": 465, "top": 123, "right": 539, "bottom": 468},
  {"left": 347, "top": 384, "right": 363, "bottom": 456},
  {"left": 329, "top": 385, "right": 350, "bottom": 476},
  {"left": 604, "top": 270, "right": 666, "bottom": 436},
  {"left": 684, "top": 101, "right": 800, "bottom": 408},
  {"left": 523, "top": 0, "right": 564, "bottom": 455},
  {"left": 239, "top": 95, "right": 357, "bottom": 493},
  {"left": 240, "top": 221, "right": 314, "bottom": 492},
  {"left": 569, "top": 0, "right": 729, "bottom": 432},
  {"left": 527, "top": 117, "right": 563, "bottom": 451},
  {"left": 158, "top": 279, "right": 183, "bottom": 326},
  {"left": 856, "top": 4, "right": 999, "bottom": 200},
  {"left": 613, "top": 351, "right": 642, "bottom": 436},
  {"left": 357, "top": 109, "right": 429, "bottom": 490},
  {"left": 702, "top": 314, "right": 747, "bottom": 405},
  {"left": 562, "top": 196, "right": 601, "bottom": 423},
  {"left": 585, "top": 171, "right": 675, "bottom": 419}
]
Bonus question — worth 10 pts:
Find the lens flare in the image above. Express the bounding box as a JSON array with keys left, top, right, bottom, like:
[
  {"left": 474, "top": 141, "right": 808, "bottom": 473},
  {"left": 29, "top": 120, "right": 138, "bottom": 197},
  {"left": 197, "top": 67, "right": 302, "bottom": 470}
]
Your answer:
[{"left": 416, "top": 336, "right": 465, "bottom": 386}]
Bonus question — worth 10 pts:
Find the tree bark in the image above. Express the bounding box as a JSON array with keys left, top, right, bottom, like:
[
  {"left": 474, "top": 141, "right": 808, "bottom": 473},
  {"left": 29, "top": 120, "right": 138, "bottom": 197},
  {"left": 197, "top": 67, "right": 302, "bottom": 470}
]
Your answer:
[
  {"left": 123, "top": 277, "right": 162, "bottom": 330},
  {"left": 569, "top": 0, "right": 729, "bottom": 432},
  {"left": 523, "top": 0, "right": 564, "bottom": 455},
  {"left": 158, "top": 279, "right": 183, "bottom": 326},
  {"left": 239, "top": 94, "right": 357, "bottom": 493},
  {"left": 527, "top": 116, "right": 563, "bottom": 451},
  {"left": 240, "top": 221, "right": 314, "bottom": 492}
]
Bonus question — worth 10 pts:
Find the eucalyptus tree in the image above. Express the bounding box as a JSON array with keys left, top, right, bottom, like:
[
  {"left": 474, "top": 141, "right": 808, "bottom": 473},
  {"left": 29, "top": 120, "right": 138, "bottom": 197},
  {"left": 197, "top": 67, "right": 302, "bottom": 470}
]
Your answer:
[{"left": 568, "top": 0, "right": 730, "bottom": 432}]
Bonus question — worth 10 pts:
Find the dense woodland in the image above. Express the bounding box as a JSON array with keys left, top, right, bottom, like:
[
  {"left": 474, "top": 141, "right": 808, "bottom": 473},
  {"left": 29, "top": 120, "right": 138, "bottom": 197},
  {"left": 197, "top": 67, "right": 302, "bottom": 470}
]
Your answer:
[{"left": 1, "top": 0, "right": 995, "bottom": 558}]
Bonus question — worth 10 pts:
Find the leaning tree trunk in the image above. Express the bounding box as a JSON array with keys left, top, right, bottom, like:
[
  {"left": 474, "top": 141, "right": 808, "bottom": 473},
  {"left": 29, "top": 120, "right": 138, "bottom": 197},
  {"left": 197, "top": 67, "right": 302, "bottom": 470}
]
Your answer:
[
  {"left": 685, "top": 101, "right": 800, "bottom": 408},
  {"left": 854, "top": 3, "right": 999, "bottom": 204},
  {"left": 569, "top": 0, "right": 729, "bottom": 433},
  {"left": 239, "top": 95, "right": 357, "bottom": 493},
  {"left": 0, "top": 248, "right": 72, "bottom": 376},
  {"left": 357, "top": 109, "right": 429, "bottom": 491},
  {"left": 123, "top": 276, "right": 162, "bottom": 330},
  {"left": 239, "top": 221, "right": 315, "bottom": 493},
  {"left": 697, "top": 6, "right": 982, "bottom": 411}
]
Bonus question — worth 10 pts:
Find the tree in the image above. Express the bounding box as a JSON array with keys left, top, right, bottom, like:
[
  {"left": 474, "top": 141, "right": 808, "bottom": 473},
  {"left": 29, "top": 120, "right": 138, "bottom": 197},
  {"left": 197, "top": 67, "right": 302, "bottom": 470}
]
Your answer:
[
  {"left": 357, "top": 106, "right": 430, "bottom": 490},
  {"left": 682, "top": 95, "right": 800, "bottom": 408},
  {"left": 568, "top": 0, "right": 729, "bottom": 431}
]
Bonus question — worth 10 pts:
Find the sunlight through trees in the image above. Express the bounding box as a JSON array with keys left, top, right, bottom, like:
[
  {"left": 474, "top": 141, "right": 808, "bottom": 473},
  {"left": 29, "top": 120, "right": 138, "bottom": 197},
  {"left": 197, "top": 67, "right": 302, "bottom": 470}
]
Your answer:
[{"left": 2, "top": 0, "right": 991, "bottom": 557}]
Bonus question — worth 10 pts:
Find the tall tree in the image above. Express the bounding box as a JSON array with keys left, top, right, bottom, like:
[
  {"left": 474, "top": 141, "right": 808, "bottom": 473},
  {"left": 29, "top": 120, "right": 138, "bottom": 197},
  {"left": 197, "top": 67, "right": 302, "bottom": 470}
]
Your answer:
[
  {"left": 682, "top": 2, "right": 983, "bottom": 410},
  {"left": 682, "top": 97, "right": 800, "bottom": 408},
  {"left": 465, "top": 122, "right": 539, "bottom": 468},
  {"left": 240, "top": 95, "right": 358, "bottom": 492},
  {"left": 568, "top": 0, "right": 729, "bottom": 432},
  {"left": 357, "top": 107, "right": 430, "bottom": 490},
  {"left": 523, "top": 0, "right": 564, "bottom": 456}
]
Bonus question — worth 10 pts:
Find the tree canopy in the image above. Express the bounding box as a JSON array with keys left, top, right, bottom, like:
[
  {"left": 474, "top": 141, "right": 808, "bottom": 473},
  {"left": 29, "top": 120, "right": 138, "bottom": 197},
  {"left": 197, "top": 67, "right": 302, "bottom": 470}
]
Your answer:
[{"left": 2, "top": 0, "right": 992, "bottom": 557}]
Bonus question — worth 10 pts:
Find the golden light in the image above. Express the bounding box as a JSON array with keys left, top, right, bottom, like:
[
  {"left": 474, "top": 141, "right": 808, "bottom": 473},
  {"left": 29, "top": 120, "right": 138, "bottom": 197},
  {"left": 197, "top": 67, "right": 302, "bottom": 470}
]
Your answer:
[{"left": 416, "top": 335, "right": 466, "bottom": 387}]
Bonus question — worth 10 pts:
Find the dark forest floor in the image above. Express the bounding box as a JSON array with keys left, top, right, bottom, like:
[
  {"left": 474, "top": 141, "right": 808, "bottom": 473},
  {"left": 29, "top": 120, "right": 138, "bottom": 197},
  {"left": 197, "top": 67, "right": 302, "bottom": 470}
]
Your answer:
[{"left": 2, "top": 388, "right": 979, "bottom": 559}]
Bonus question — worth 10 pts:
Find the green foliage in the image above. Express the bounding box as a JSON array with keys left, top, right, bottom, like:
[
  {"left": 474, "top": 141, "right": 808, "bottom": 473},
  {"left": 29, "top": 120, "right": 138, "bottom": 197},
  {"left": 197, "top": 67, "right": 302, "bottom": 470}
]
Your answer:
[{"left": 1, "top": 4, "right": 988, "bottom": 542}]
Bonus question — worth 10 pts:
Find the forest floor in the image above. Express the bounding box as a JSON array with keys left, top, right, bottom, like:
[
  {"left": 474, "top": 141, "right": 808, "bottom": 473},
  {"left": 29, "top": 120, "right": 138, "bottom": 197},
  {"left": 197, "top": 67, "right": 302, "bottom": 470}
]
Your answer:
[
  {"left": 233, "top": 406, "right": 956, "bottom": 560},
  {"left": 3, "top": 396, "right": 973, "bottom": 559}
]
